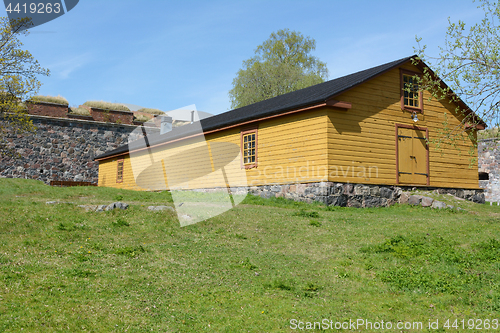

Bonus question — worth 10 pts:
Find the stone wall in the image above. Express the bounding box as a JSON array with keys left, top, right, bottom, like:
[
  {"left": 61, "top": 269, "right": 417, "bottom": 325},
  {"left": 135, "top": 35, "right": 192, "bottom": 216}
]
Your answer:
[
  {"left": 0, "top": 114, "right": 158, "bottom": 184},
  {"left": 478, "top": 139, "right": 500, "bottom": 202},
  {"left": 247, "top": 182, "right": 485, "bottom": 207}
]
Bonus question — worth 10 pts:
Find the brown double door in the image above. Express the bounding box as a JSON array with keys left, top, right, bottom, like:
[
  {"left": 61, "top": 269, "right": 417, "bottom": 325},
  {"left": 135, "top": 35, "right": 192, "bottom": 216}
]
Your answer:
[{"left": 397, "top": 126, "right": 429, "bottom": 185}]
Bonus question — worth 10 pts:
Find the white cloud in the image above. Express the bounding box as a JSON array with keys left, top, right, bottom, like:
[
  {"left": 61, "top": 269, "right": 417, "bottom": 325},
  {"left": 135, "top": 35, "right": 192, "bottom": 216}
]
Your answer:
[{"left": 47, "top": 53, "right": 92, "bottom": 79}]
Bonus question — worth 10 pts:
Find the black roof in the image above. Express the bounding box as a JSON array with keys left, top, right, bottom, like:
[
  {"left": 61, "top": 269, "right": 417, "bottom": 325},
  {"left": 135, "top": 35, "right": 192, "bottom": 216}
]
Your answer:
[{"left": 95, "top": 55, "right": 415, "bottom": 160}]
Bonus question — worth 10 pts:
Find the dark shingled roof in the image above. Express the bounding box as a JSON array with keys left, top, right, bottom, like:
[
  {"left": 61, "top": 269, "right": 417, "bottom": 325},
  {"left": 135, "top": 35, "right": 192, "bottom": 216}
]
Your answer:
[{"left": 95, "top": 55, "right": 415, "bottom": 160}]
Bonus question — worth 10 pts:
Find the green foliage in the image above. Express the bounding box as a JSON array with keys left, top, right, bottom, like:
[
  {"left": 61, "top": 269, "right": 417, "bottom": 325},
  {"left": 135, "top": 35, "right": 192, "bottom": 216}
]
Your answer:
[
  {"left": 264, "top": 279, "right": 294, "bottom": 291},
  {"left": 229, "top": 29, "right": 328, "bottom": 109},
  {"left": 240, "top": 257, "right": 258, "bottom": 270},
  {"left": 234, "top": 233, "right": 247, "bottom": 239},
  {"left": 112, "top": 218, "right": 129, "bottom": 227},
  {"left": 293, "top": 208, "right": 320, "bottom": 218},
  {"left": 414, "top": 0, "right": 500, "bottom": 145},
  {"left": 57, "top": 222, "right": 75, "bottom": 231},
  {"left": 30, "top": 94, "right": 68, "bottom": 105},
  {"left": 68, "top": 106, "right": 90, "bottom": 116},
  {"left": 309, "top": 220, "right": 321, "bottom": 227},
  {"left": 478, "top": 127, "right": 499, "bottom": 140},
  {"left": 241, "top": 194, "right": 325, "bottom": 210},
  {"left": 363, "top": 234, "right": 500, "bottom": 294},
  {"left": 0, "top": 17, "right": 50, "bottom": 156},
  {"left": 137, "top": 107, "right": 164, "bottom": 115},
  {"left": 67, "top": 268, "right": 96, "bottom": 278},
  {"left": 113, "top": 245, "right": 145, "bottom": 257},
  {"left": 83, "top": 100, "right": 130, "bottom": 112},
  {"left": 1, "top": 178, "right": 500, "bottom": 331}
]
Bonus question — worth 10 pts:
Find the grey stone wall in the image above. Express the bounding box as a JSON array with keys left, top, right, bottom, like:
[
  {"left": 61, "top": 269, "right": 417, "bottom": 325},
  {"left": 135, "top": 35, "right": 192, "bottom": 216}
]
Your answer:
[
  {"left": 478, "top": 139, "right": 500, "bottom": 202},
  {"left": 248, "top": 182, "right": 485, "bottom": 207},
  {"left": 0, "top": 115, "right": 158, "bottom": 184}
]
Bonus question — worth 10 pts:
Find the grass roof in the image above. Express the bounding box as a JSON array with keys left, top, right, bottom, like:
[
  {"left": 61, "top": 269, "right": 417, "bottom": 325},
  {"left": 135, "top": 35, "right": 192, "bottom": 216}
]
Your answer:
[
  {"left": 83, "top": 101, "right": 130, "bottom": 112},
  {"left": 30, "top": 95, "right": 69, "bottom": 106},
  {"left": 69, "top": 106, "right": 91, "bottom": 116},
  {"left": 137, "top": 107, "right": 164, "bottom": 115},
  {"left": 133, "top": 115, "right": 150, "bottom": 122}
]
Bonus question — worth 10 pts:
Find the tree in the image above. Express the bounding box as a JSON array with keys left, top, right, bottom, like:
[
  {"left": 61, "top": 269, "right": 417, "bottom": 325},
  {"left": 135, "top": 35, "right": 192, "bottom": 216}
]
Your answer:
[
  {"left": 413, "top": 0, "right": 500, "bottom": 145},
  {"left": 229, "top": 29, "right": 328, "bottom": 109},
  {"left": 0, "top": 17, "right": 49, "bottom": 156}
]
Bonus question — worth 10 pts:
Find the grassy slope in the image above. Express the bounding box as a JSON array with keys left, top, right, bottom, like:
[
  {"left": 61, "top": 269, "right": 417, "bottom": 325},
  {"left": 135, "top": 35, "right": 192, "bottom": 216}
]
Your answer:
[{"left": 0, "top": 179, "right": 499, "bottom": 332}]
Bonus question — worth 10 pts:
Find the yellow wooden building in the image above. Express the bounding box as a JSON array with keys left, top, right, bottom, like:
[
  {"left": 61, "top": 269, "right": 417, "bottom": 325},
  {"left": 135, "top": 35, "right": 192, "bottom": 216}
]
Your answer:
[{"left": 95, "top": 56, "right": 486, "bottom": 206}]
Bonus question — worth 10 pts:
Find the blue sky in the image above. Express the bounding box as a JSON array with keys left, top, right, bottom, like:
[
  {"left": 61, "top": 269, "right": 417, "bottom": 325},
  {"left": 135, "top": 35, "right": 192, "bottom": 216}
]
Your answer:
[{"left": 0, "top": 0, "right": 486, "bottom": 115}]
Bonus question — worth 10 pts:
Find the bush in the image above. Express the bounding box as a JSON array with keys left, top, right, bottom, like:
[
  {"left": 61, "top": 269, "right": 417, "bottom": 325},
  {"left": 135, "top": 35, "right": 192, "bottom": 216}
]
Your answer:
[
  {"left": 69, "top": 106, "right": 91, "bottom": 116},
  {"left": 137, "top": 107, "right": 164, "bottom": 115},
  {"left": 83, "top": 101, "right": 130, "bottom": 112},
  {"left": 30, "top": 94, "right": 69, "bottom": 105}
]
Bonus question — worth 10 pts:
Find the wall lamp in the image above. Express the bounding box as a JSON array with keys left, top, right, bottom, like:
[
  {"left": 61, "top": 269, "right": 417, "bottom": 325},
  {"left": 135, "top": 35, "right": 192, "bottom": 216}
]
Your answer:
[{"left": 411, "top": 111, "right": 419, "bottom": 123}]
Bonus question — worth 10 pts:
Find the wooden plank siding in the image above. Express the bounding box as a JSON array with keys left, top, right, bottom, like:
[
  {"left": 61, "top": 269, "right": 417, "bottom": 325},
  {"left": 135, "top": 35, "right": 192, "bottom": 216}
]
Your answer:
[
  {"left": 327, "top": 62, "right": 479, "bottom": 188},
  {"left": 98, "top": 108, "right": 329, "bottom": 190},
  {"left": 97, "top": 61, "right": 480, "bottom": 191}
]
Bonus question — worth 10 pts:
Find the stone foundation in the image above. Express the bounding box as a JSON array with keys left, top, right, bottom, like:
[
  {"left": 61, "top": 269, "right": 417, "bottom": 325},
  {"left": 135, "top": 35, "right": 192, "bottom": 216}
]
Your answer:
[{"left": 246, "top": 182, "right": 485, "bottom": 207}]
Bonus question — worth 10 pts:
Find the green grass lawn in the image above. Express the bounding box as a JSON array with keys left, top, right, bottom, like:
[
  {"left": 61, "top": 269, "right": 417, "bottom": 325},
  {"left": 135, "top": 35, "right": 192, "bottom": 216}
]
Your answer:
[{"left": 0, "top": 179, "right": 499, "bottom": 332}]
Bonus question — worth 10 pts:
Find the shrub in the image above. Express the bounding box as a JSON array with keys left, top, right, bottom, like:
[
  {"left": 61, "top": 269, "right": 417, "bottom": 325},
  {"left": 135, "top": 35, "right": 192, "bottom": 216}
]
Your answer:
[
  {"left": 69, "top": 106, "right": 91, "bottom": 116},
  {"left": 30, "top": 94, "right": 69, "bottom": 105},
  {"left": 137, "top": 107, "right": 164, "bottom": 115},
  {"left": 293, "top": 209, "right": 320, "bottom": 218},
  {"left": 83, "top": 101, "right": 130, "bottom": 112},
  {"left": 309, "top": 220, "right": 321, "bottom": 227}
]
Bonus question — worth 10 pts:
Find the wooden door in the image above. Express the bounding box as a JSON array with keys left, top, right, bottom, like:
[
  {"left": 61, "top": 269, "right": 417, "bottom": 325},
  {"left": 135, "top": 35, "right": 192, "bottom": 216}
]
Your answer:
[{"left": 397, "top": 126, "right": 429, "bottom": 185}]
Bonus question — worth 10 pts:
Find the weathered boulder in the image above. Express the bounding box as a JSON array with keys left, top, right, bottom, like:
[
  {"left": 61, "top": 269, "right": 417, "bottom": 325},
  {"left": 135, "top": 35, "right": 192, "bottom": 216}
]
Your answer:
[
  {"left": 380, "top": 187, "right": 393, "bottom": 199},
  {"left": 472, "top": 193, "right": 485, "bottom": 204},
  {"left": 408, "top": 195, "right": 422, "bottom": 205},
  {"left": 421, "top": 196, "right": 434, "bottom": 207},
  {"left": 329, "top": 194, "right": 348, "bottom": 207},
  {"left": 105, "top": 202, "right": 129, "bottom": 211},
  {"left": 398, "top": 192, "right": 409, "bottom": 204},
  {"left": 431, "top": 201, "right": 447, "bottom": 209},
  {"left": 364, "top": 196, "right": 382, "bottom": 208}
]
